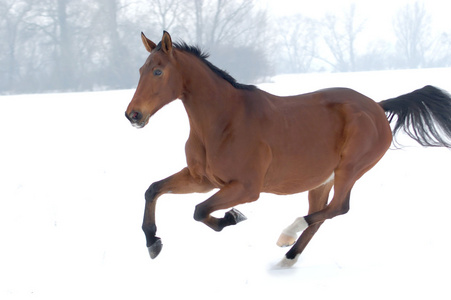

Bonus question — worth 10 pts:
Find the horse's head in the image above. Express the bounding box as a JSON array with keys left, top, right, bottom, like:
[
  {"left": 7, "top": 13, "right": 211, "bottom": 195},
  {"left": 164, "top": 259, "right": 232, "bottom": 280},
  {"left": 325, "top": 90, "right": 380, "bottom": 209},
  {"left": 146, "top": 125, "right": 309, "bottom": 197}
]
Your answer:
[{"left": 125, "top": 31, "right": 183, "bottom": 128}]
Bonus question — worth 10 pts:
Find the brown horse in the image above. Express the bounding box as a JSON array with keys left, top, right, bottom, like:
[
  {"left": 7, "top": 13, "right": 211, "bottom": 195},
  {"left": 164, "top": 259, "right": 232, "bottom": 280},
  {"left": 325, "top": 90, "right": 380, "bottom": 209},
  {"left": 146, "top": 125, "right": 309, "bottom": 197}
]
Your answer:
[{"left": 125, "top": 31, "right": 451, "bottom": 266}]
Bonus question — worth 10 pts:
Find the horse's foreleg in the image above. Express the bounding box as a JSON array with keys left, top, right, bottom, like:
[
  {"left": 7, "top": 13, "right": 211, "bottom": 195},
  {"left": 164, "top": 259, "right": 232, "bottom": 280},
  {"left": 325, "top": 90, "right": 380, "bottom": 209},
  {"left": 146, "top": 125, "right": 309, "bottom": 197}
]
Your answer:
[
  {"left": 193, "top": 181, "right": 260, "bottom": 231},
  {"left": 143, "top": 167, "right": 214, "bottom": 259}
]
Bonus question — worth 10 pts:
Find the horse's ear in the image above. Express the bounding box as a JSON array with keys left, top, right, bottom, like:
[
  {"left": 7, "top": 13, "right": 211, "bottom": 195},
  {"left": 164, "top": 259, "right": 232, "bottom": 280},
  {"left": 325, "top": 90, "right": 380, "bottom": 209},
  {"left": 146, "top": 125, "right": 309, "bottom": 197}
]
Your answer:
[
  {"left": 141, "top": 32, "right": 156, "bottom": 53},
  {"left": 161, "top": 31, "right": 173, "bottom": 54}
]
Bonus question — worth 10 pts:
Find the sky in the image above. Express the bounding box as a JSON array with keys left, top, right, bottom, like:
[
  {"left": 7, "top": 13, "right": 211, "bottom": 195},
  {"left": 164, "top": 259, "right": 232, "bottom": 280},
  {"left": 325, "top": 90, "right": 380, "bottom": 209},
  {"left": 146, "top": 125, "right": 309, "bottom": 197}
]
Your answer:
[
  {"left": 262, "top": 0, "right": 448, "bottom": 24},
  {"left": 261, "top": 0, "right": 450, "bottom": 44}
]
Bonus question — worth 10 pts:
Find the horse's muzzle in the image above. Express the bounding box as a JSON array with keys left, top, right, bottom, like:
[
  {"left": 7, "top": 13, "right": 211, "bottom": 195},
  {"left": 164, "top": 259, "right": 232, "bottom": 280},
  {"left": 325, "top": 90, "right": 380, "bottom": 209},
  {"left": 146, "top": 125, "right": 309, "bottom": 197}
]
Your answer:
[{"left": 125, "top": 111, "right": 147, "bottom": 128}]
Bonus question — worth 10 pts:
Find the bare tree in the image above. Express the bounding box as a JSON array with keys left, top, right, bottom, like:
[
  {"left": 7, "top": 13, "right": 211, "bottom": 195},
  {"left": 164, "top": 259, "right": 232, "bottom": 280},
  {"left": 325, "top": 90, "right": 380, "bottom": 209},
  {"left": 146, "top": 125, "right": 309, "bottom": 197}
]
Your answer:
[
  {"left": 94, "top": 0, "right": 134, "bottom": 88},
  {"left": 186, "top": 0, "right": 266, "bottom": 47},
  {"left": 188, "top": 0, "right": 270, "bottom": 82},
  {"left": 393, "top": 2, "right": 431, "bottom": 68},
  {"left": 276, "top": 14, "right": 317, "bottom": 73},
  {"left": 130, "top": 0, "right": 189, "bottom": 39},
  {"left": 55, "top": 0, "right": 75, "bottom": 89},
  {"left": 0, "top": 0, "right": 271, "bottom": 93},
  {"left": 193, "top": 0, "right": 203, "bottom": 44},
  {"left": 24, "top": 0, "right": 80, "bottom": 90},
  {"left": 428, "top": 31, "right": 451, "bottom": 67},
  {"left": 0, "top": 0, "right": 35, "bottom": 92},
  {"left": 322, "top": 4, "right": 365, "bottom": 72}
]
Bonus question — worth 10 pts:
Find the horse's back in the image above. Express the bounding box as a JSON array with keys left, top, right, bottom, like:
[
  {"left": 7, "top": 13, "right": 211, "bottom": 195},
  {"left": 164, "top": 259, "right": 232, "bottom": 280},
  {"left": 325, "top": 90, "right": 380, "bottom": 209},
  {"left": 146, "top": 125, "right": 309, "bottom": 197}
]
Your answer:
[
  {"left": 284, "top": 87, "right": 382, "bottom": 110},
  {"left": 276, "top": 87, "right": 390, "bottom": 136}
]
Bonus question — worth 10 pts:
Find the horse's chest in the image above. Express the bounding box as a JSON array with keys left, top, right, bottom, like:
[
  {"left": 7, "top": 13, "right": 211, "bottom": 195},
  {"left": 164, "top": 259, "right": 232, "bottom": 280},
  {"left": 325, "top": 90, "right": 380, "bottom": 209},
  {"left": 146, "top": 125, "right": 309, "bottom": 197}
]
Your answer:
[{"left": 186, "top": 139, "right": 236, "bottom": 188}]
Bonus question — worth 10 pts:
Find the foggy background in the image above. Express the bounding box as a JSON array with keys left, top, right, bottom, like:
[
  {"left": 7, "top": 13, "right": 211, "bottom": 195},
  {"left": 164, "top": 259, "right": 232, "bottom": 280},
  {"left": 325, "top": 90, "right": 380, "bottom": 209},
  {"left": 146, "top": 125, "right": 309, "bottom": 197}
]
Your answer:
[{"left": 1, "top": 0, "right": 451, "bottom": 94}]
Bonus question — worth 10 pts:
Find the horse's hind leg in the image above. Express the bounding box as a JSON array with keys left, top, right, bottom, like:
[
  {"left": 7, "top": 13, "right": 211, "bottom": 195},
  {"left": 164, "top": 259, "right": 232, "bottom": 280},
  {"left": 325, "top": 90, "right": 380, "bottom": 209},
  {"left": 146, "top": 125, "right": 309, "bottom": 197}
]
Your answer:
[
  {"left": 277, "top": 159, "right": 370, "bottom": 266},
  {"left": 278, "top": 186, "right": 351, "bottom": 268},
  {"left": 276, "top": 181, "right": 333, "bottom": 268},
  {"left": 279, "top": 111, "right": 391, "bottom": 266},
  {"left": 277, "top": 180, "right": 333, "bottom": 248}
]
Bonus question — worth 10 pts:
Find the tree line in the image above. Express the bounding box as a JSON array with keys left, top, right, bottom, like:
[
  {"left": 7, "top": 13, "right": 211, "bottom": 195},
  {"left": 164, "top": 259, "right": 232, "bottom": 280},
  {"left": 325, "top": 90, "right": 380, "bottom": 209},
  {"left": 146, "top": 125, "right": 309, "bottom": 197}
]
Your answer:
[{"left": 1, "top": 0, "right": 450, "bottom": 94}]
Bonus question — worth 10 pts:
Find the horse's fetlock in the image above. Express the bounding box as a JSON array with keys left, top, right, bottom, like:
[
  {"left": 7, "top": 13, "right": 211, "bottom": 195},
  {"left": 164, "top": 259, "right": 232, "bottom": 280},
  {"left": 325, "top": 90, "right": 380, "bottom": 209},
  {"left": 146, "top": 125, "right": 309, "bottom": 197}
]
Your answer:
[
  {"left": 142, "top": 223, "right": 157, "bottom": 235},
  {"left": 193, "top": 205, "right": 208, "bottom": 222}
]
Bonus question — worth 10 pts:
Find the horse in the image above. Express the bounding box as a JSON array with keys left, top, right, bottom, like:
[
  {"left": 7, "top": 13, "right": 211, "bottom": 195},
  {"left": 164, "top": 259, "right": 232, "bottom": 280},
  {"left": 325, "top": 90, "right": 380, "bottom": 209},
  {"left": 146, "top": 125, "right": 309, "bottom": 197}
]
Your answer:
[{"left": 125, "top": 31, "right": 451, "bottom": 266}]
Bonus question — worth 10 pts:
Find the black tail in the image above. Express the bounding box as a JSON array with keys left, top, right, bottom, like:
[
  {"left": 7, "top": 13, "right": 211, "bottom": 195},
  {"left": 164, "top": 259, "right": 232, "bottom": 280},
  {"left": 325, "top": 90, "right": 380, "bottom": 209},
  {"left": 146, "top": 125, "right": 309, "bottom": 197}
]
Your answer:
[{"left": 379, "top": 85, "right": 451, "bottom": 148}]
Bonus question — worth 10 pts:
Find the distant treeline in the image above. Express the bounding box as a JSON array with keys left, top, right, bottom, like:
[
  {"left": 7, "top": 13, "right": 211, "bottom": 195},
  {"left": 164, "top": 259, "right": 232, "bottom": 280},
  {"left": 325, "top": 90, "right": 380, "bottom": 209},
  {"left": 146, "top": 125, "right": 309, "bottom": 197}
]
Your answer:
[{"left": 1, "top": 0, "right": 450, "bottom": 94}]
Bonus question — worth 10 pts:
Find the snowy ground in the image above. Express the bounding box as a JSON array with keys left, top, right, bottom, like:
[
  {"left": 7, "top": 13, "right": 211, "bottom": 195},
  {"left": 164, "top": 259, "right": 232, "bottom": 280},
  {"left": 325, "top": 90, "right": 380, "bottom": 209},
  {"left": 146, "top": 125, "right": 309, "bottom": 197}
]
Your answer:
[{"left": 1, "top": 69, "right": 451, "bottom": 299}]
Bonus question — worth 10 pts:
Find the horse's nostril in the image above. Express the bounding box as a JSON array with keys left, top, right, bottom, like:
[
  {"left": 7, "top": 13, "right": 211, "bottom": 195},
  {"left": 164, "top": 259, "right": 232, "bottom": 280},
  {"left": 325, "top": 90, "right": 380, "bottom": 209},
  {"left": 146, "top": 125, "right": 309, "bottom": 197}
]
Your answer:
[{"left": 129, "top": 111, "right": 142, "bottom": 122}]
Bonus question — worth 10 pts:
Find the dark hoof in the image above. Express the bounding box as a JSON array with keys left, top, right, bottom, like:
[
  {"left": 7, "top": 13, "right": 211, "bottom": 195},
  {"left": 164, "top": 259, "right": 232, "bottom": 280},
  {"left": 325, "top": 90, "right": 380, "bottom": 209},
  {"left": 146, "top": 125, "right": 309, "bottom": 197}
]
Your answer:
[
  {"left": 226, "top": 208, "right": 247, "bottom": 225},
  {"left": 148, "top": 238, "right": 163, "bottom": 259},
  {"left": 275, "top": 255, "right": 299, "bottom": 269}
]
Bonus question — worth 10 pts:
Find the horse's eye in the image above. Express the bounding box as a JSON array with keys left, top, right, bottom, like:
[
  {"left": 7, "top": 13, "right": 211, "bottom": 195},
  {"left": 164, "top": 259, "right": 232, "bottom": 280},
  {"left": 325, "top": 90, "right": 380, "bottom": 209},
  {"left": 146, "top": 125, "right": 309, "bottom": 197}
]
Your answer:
[{"left": 153, "top": 69, "right": 163, "bottom": 76}]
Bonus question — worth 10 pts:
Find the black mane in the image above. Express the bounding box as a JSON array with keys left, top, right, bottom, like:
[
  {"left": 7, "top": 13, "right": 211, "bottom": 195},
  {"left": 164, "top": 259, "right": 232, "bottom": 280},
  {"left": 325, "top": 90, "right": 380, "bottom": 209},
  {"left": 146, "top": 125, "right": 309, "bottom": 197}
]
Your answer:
[{"left": 157, "top": 41, "right": 257, "bottom": 91}]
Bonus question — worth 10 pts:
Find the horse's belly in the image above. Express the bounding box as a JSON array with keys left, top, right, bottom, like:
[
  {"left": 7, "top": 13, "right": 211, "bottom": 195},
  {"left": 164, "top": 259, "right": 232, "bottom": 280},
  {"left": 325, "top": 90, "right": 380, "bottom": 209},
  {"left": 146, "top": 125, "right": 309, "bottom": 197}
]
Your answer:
[
  {"left": 263, "top": 169, "right": 335, "bottom": 194},
  {"left": 262, "top": 149, "right": 339, "bottom": 195}
]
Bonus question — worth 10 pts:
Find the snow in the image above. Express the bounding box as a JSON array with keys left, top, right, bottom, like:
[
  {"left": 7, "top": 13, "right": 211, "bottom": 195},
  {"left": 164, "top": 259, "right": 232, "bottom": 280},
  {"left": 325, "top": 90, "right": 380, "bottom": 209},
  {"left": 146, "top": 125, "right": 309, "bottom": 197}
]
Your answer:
[{"left": 1, "top": 69, "right": 451, "bottom": 299}]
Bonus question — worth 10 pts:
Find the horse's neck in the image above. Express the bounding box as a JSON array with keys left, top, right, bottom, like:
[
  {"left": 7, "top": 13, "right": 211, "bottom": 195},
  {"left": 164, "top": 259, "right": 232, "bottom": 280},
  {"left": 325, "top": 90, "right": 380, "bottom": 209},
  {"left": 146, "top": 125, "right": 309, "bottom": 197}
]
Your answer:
[
  {"left": 182, "top": 86, "right": 241, "bottom": 138},
  {"left": 179, "top": 59, "right": 243, "bottom": 138}
]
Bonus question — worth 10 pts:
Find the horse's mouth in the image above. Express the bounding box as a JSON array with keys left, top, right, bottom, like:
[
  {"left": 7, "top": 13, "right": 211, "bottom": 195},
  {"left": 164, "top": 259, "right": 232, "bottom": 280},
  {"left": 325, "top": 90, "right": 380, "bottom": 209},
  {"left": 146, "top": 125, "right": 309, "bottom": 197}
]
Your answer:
[
  {"left": 131, "top": 122, "right": 146, "bottom": 129},
  {"left": 126, "top": 113, "right": 150, "bottom": 129},
  {"left": 132, "top": 118, "right": 150, "bottom": 129}
]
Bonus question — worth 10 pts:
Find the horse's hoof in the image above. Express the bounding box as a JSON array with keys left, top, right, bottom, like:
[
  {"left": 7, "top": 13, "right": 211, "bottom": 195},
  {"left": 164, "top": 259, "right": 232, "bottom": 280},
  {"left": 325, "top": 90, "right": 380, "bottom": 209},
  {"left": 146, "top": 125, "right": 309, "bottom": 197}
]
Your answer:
[
  {"left": 148, "top": 238, "right": 163, "bottom": 259},
  {"left": 226, "top": 208, "right": 247, "bottom": 224},
  {"left": 275, "top": 255, "right": 299, "bottom": 269},
  {"left": 276, "top": 233, "right": 296, "bottom": 247}
]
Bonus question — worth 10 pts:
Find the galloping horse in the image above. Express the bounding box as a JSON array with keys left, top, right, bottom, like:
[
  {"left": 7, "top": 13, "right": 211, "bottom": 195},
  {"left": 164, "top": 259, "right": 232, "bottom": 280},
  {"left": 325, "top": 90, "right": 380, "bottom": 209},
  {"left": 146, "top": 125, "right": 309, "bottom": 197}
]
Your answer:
[{"left": 125, "top": 31, "right": 451, "bottom": 266}]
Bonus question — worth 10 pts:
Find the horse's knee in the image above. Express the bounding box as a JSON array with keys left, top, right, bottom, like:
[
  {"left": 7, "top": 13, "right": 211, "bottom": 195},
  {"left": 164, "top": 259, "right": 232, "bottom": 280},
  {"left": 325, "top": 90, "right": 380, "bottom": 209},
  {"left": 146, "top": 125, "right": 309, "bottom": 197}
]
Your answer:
[{"left": 145, "top": 181, "right": 163, "bottom": 202}]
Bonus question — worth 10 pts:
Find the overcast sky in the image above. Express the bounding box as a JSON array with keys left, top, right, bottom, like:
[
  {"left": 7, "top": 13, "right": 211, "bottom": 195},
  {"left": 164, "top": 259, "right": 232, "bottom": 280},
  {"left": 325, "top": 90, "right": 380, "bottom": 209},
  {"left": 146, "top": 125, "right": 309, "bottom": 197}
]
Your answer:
[{"left": 261, "top": 0, "right": 450, "bottom": 44}]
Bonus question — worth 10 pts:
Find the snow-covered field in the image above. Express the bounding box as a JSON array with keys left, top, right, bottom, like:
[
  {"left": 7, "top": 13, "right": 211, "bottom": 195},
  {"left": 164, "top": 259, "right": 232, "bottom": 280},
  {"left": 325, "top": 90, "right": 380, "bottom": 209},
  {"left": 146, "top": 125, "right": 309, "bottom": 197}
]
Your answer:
[{"left": 1, "top": 69, "right": 451, "bottom": 299}]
